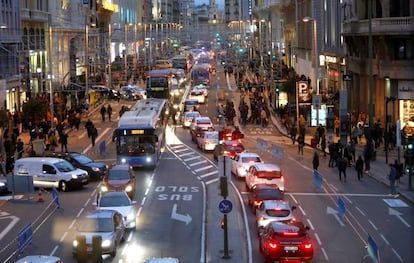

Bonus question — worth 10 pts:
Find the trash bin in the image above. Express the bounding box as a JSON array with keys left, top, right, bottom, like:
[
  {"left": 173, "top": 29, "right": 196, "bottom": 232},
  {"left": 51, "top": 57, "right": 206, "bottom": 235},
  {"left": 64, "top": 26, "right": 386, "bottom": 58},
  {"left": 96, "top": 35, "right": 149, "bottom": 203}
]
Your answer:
[{"left": 311, "top": 138, "right": 318, "bottom": 148}]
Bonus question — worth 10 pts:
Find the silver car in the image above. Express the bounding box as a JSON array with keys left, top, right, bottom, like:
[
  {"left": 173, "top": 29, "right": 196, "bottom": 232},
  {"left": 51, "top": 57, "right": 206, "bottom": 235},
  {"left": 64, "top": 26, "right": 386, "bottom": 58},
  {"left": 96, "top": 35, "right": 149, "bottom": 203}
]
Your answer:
[
  {"left": 255, "top": 200, "right": 296, "bottom": 229},
  {"left": 73, "top": 210, "right": 125, "bottom": 258}
]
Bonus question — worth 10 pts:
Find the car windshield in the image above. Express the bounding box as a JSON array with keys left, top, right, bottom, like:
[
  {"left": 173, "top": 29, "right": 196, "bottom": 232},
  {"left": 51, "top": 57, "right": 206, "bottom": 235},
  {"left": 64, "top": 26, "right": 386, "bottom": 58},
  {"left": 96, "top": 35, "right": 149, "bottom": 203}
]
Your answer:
[
  {"left": 78, "top": 217, "right": 113, "bottom": 232},
  {"left": 256, "top": 189, "right": 283, "bottom": 200},
  {"left": 108, "top": 170, "right": 130, "bottom": 180},
  {"left": 257, "top": 170, "right": 281, "bottom": 178},
  {"left": 100, "top": 194, "right": 131, "bottom": 207},
  {"left": 186, "top": 100, "right": 197, "bottom": 106},
  {"left": 72, "top": 154, "right": 93, "bottom": 165},
  {"left": 266, "top": 209, "right": 291, "bottom": 217},
  {"left": 186, "top": 112, "right": 200, "bottom": 118},
  {"left": 241, "top": 156, "right": 262, "bottom": 163},
  {"left": 55, "top": 160, "right": 76, "bottom": 172}
]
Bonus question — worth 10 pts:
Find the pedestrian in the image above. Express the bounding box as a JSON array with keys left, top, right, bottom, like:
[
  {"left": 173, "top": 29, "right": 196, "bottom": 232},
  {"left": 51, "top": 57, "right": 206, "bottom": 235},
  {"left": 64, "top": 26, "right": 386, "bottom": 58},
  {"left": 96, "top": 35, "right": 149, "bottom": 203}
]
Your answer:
[
  {"left": 337, "top": 156, "right": 348, "bottom": 182},
  {"left": 16, "top": 138, "right": 24, "bottom": 159},
  {"left": 107, "top": 104, "right": 113, "bottom": 122},
  {"left": 388, "top": 164, "right": 398, "bottom": 197},
  {"left": 85, "top": 119, "right": 94, "bottom": 138},
  {"left": 334, "top": 117, "right": 340, "bottom": 137},
  {"left": 290, "top": 124, "right": 297, "bottom": 145},
  {"left": 363, "top": 143, "right": 372, "bottom": 173},
  {"left": 317, "top": 124, "right": 325, "bottom": 145},
  {"left": 328, "top": 141, "right": 336, "bottom": 167},
  {"left": 297, "top": 134, "right": 304, "bottom": 155},
  {"left": 393, "top": 159, "right": 403, "bottom": 187},
  {"left": 312, "top": 150, "right": 320, "bottom": 170},
  {"left": 100, "top": 105, "right": 106, "bottom": 122},
  {"left": 48, "top": 131, "right": 59, "bottom": 151},
  {"left": 355, "top": 155, "right": 364, "bottom": 180},
  {"left": 59, "top": 132, "right": 68, "bottom": 152},
  {"left": 91, "top": 126, "right": 98, "bottom": 147},
  {"left": 321, "top": 135, "right": 327, "bottom": 157}
]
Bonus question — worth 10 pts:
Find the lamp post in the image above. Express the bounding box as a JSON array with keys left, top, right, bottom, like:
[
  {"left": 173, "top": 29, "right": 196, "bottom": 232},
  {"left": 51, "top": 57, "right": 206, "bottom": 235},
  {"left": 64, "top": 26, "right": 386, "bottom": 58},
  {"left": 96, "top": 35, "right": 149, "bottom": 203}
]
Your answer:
[
  {"left": 108, "top": 23, "right": 112, "bottom": 89},
  {"left": 37, "top": 67, "right": 42, "bottom": 93},
  {"left": 303, "top": 15, "right": 319, "bottom": 125}
]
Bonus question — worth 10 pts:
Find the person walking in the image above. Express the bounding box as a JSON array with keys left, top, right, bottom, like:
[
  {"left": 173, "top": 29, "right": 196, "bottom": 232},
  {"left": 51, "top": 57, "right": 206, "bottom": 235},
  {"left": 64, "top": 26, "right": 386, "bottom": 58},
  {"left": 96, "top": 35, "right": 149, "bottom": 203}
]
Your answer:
[
  {"left": 60, "top": 131, "right": 68, "bottom": 152},
  {"left": 363, "top": 143, "right": 372, "bottom": 173},
  {"left": 100, "top": 105, "right": 106, "bottom": 122},
  {"left": 355, "top": 155, "right": 364, "bottom": 180},
  {"left": 337, "top": 156, "right": 348, "bottom": 182},
  {"left": 16, "top": 138, "right": 24, "bottom": 159},
  {"left": 388, "top": 163, "right": 398, "bottom": 197},
  {"left": 290, "top": 124, "right": 298, "bottom": 145},
  {"left": 328, "top": 141, "right": 336, "bottom": 167},
  {"left": 91, "top": 126, "right": 98, "bottom": 147},
  {"left": 85, "top": 119, "right": 94, "bottom": 138},
  {"left": 107, "top": 104, "right": 113, "bottom": 122},
  {"left": 321, "top": 135, "right": 327, "bottom": 157},
  {"left": 297, "top": 134, "right": 304, "bottom": 155},
  {"left": 312, "top": 151, "right": 320, "bottom": 170},
  {"left": 48, "top": 131, "right": 59, "bottom": 151}
]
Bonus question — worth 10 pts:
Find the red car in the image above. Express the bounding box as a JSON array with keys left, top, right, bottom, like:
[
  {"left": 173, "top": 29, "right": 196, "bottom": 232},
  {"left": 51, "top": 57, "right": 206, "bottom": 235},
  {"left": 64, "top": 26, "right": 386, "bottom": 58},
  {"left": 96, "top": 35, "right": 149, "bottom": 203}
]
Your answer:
[
  {"left": 101, "top": 164, "right": 135, "bottom": 198},
  {"left": 213, "top": 140, "right": 245, "bottom": 161},
  {"left": 259, "top": 220, "right": 314, "bottom": 263}
]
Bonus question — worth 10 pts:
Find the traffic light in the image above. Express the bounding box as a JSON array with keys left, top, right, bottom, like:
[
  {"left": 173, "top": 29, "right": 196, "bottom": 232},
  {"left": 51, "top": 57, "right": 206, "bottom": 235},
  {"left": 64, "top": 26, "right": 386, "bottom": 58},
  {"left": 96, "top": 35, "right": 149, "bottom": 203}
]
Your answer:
[{"left": 275, "top": 84, "right": 279, "bottom": 94}]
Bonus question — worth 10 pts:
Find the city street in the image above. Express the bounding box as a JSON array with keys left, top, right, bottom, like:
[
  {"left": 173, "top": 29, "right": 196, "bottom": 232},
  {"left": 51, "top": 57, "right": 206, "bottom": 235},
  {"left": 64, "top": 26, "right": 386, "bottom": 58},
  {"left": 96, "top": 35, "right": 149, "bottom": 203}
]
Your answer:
[{"left": 0, "top": 67, "right": 413, "bottom": 263}]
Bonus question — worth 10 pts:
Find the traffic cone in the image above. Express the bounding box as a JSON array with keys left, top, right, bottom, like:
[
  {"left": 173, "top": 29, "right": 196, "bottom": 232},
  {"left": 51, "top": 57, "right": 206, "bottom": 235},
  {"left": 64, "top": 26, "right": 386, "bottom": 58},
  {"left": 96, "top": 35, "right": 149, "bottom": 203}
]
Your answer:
[{"left": 37, "top": 189, "right": 44, "bottom": 202}]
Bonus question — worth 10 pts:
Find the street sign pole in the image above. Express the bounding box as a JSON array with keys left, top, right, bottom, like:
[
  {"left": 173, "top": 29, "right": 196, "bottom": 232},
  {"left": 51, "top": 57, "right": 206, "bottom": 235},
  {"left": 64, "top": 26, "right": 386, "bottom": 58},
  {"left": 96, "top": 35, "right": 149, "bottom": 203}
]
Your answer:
[{"left": 222, "top": 213, "right": 230, "bottom": 259}]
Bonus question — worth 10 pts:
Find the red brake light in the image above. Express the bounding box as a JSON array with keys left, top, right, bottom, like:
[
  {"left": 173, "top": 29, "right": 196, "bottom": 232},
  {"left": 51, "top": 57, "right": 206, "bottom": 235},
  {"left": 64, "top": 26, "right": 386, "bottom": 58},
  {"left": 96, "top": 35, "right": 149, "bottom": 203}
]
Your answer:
[
  {"left": 283, "top": 232, "right": 298, "bottom": 236},
  {"left": 267, "top": 241, "right": 278, "bottom": 249},
  {"left": 304, "top": 242, "right": 312, "bottom": 249},
  {"left": 281, "top": 176, "right": 284, "bottom": 182},
  {"left": 223, "top": 150, "right": 230, "bottom": 155}
]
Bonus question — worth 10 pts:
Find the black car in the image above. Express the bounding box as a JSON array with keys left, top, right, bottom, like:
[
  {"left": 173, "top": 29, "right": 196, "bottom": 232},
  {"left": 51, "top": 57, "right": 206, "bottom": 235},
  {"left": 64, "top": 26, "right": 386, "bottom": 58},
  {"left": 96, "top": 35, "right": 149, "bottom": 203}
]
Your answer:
[
  {"left": 48, "top": 152, "right": 108, "bottom": 180},
  {"left": 259, "top": 220, "right": 314, "bottom": 263},
  {"left": 247, "top": 184, "right": 284, "bottom": 213}
]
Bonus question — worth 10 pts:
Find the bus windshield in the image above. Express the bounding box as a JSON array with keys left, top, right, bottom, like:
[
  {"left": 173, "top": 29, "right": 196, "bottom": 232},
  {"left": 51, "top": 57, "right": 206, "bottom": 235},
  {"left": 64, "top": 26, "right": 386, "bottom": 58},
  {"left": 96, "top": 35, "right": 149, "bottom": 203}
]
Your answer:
[{"left": 117, "top": 135, "right": 156, "bottom": 156}]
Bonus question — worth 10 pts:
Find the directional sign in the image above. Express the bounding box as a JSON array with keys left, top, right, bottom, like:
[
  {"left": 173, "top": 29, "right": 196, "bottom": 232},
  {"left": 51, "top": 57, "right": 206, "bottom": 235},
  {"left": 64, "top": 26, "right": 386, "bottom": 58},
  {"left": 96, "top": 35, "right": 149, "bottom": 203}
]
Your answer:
[
  {"left": 313, "top": 95, "right": 321, "bottom": 110},
  {"left": 256, "top": 138, "right": 267, "bottom": 151},
  {"left": 367, "top": 235, "right": 380, "bottom": 263},
  {"left": 326, "top": 206, "right": 345, "bottom": 227},
  {"left": 171, "top": 204, "right": 192, "bottom": 225},
  {"left": 219, "top": 199, "right": 233, "bottom": 214},
  {"left": 313, "top": 170, "right": 323, "bottom": 190},
  {"left": 388, "top": 207, "right": 411, "bottom": 228},
  {"left": 271, "top": 144, "right": 284, "bottom": 160},
  {"left": 18, "top": 223, "right": 32, "bottom": 253},
  {"left": 337, "top": 197, "right": 346, "bottom": 220}
]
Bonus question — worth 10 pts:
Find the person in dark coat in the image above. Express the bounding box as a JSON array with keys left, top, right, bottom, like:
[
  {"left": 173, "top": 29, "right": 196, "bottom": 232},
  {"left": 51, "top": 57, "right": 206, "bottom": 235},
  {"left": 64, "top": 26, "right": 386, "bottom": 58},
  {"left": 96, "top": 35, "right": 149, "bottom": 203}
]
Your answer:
[
  {"left": 312, "top": 151, "right": 320, "bottom": 170},
  {"left": 290, "top": 125, "right": 298, "bottom": 145},
  {"left": 321, "top": 135, "right": 327, "bottom": 157},
  {"left": 337, "top": 156, "right": 348, "bottom": 182},
  {"left": 363, "top": 143, "right": 372, "bottom": 173},
  {"left": 85, "top": 119, "right": 94, "bottom": 138},
  {"left": 388, "top": 164, "right": 398, "bottom": 196},
  {"left": 60, "top": 132, "right": 68, "bottom": 152},
  {"left": 355, "top": 155, "right": 364, "bottom": 180},
  {"left": 91, "top": 126, "right": 98, "bottom": 147},
  {"left": 100, "top": 105, "right": 106, "bottom": 122},
  {"left": 297, "top": 134, "right": 304, "bottom": 155},
  {"left": 107, "top": 104, "right": 113, "bottom": 122}
]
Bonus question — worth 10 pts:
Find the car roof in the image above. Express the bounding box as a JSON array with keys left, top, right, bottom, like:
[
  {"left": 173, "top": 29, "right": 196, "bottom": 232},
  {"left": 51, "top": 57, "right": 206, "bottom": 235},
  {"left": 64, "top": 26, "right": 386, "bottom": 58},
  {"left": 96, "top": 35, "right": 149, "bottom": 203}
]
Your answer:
[
  {"left": 14, "top": 255, "right": 63, "bottom": 263},
  {"left": 85, "top": 209, "right": 118, "bottom": 219},
  {"left": 195, "top": 117, "right": 211, "bottom": 122},
  {"left": 252, "top": 183, "right": 281, "bottom": 191},
  {"left": 223, "top": 140, "right": 243, "bottom": 146},
  {"left": 16, "top": 157, "right": 66, "bottom": 164},
  {"left": 146, "top": 258, "right": 180, "bottom": 263},
  {"left": 251, "top": 163, "right": 280, "bottom": 171},
  {"left": 269, "top": 220, "right": 307, "bottom": 234},
  {"left": 237, "top": 152, "right": 261, "bottom": 157},
  {"left": 184, "top": 111, "right": 200, "bottom": 116},
  {"left": 99, "top": 191, "right": 129, "bottom": 199},
  {"left": 109, "top": 164, "right": 131, "bottom": 171}
]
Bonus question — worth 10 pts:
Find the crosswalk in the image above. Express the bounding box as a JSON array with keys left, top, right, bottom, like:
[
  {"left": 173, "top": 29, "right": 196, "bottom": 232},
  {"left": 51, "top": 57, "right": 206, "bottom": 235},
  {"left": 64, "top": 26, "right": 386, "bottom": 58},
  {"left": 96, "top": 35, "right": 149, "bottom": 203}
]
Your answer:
[{"left": 167, "top": 144, "right": 219, "bottom": 185}]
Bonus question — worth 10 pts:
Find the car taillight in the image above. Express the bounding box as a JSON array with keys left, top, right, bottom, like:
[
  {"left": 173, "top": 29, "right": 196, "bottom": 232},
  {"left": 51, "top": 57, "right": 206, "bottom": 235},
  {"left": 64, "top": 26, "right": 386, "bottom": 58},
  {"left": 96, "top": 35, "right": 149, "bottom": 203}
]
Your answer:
[
  {"left": 304, "top": 242, "right": 312, "bottom": 249},
  {"left": 205, "top": 140, "right": 210, "bottom": 144},
  {"left": 267, "top": 241, "right": 278, "bottom": 249},
  {"left": 283, "top": 232, "right": 298, "bottom": 236},
  {"left": 223, "top": 150, "right": 230, "bottom": 155},
  {"left": 254, "top": 200, "right": 262, "bottom": 206},
  {"left": 281, "top": 176, "right": 284, "bottom": 182}
]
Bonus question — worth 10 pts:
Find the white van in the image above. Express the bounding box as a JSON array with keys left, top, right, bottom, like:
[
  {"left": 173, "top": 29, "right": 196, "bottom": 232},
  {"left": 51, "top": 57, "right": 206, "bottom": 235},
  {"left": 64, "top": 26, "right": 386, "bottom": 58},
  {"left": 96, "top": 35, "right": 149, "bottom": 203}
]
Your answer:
[{"left": 14, "top": 157, "right": 89, "bottom": 191}]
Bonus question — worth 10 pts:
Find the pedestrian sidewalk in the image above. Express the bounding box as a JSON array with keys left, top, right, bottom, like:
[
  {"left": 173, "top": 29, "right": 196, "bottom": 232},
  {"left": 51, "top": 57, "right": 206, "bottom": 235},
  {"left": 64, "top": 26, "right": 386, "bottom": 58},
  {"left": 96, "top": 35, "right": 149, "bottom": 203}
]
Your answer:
[{"left": 268, "top": 109, "right": 414, "bottom": 204}]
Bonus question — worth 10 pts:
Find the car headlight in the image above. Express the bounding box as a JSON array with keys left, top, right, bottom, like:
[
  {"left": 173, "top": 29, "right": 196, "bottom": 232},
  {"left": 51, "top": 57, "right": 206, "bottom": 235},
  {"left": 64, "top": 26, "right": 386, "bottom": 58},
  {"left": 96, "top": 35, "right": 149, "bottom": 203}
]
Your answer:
[
  {"left": 126, "top": 212, "right": 135, "bottom": 221},
  {"left": 238, "top": 168, "right": 247, "bottom": 176},
  {"left": 73, "top": 240, "right": 78, "bottom": 247},
  {"left": 101, "top": 185, "right": 108, "bottom": 192},
  {"left": 121, "top": 158, "right": 127, "bottom": 164},
  {"left": 146, "top": 157, "right": 152, "bottom": 163},
  {"left": 101, "top": 239, "right": 112, "bottom": 248},
  {"left": 0, "top": 182, "right": 5, "bottom": 187},
  {"left": 92, "top": 167, "right": 100, "bottom": 172},
  {"left": 71, "top": 174, "right": 79, "bottom": 179},
  {"left": 124, "top": 185, "right": 133, "bottom": 192}
]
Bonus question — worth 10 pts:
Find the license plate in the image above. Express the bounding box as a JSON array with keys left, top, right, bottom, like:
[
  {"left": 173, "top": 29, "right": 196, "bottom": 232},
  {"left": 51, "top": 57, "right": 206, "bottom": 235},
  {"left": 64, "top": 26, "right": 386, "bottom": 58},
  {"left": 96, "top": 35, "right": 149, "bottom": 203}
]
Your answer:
[{"left": 284, "top": 246, "right": 298, "bottom": 251}]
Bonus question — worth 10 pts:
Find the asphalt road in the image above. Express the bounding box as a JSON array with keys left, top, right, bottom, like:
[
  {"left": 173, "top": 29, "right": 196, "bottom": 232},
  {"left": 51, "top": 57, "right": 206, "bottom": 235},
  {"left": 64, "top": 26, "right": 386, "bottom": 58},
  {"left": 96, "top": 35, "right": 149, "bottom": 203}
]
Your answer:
[{"left": 0, "top": 65, "right": 413, "bottom": 263}]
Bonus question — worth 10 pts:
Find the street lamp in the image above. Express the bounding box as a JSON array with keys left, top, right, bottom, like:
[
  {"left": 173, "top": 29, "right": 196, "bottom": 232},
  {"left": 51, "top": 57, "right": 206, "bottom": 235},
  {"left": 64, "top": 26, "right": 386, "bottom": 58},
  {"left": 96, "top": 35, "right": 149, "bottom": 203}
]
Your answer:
[
  {"left": 37, "top": 67, "right": 42, "bottom": 93},
  {"left": 303, "top": 15, "right": 320, "bottom": 125}
]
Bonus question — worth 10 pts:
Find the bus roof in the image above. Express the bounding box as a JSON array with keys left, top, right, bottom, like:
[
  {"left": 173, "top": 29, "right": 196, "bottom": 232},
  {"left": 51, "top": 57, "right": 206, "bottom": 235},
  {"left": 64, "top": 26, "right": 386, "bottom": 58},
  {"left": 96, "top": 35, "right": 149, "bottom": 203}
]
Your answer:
[{"left": 118, "top": 98, "right": 167, "bottom": 128}]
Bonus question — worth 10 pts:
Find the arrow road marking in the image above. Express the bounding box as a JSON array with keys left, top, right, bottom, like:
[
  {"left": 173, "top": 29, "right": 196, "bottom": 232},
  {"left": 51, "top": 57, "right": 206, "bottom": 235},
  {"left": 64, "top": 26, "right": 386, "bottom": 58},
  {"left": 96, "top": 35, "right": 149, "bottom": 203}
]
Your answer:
[
  {"left": 326, "top": 206, "right": 345, "bottom": 227},
  {"left": 388, "top": 207, "right": 411, "bottom": 228},
  {"left": 171, "top": 203, "right": 192, "bottom": 225}
]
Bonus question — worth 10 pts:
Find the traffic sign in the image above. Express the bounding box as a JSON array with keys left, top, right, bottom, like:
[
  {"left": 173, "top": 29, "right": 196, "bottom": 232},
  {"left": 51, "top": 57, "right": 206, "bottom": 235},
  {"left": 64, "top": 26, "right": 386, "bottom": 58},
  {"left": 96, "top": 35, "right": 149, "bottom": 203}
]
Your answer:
[
  {"left": 271, "top": 144, "right": 284, "bottom": 160},
  {"left": 18, "top": 223, "right": 32, "bottom": 253},
  {"left": 313, "top": 95, "right": 321, "bottom": 110},
  {"left": 256, "top": 138, "right": 267, "bottom": 151},
  {"left": 218, "top": 199, "right": 233, "bottom": 214},
  {"left": 337, "top": 197, "right": 345, "bottom": 219}
]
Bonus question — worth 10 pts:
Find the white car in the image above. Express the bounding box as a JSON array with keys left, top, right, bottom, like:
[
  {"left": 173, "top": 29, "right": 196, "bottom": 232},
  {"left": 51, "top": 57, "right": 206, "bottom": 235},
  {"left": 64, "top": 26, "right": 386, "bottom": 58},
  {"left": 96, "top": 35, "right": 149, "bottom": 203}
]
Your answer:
[
  {"left": 14, "top": 255, "right": 63, "bottom": 263},
  {"left": 146, "top": 258, "right": 180, "bottom": 263},
  {"left": 255, "top": 200, "right": 296, "bottom": 229},
  {"left": 95, "top": 191, "right": 137, "bottom": 230},
  {"left": 181, "top": 111, "right": 201, "bottom": 128},
  {"left": 197, "top": 130, "right": 219, "bottom": 151},
  {"left": 193, "top": 84, "right": 208, "bottom": 97},
  {"left": 230, "top": 152, "right": 263, "bottom": 178},
  {"left": 245, "top": 163, "right": 285, "bottom": 192},
  {"left": 189, "top": 89, "right": 205, "bottom": 104}
]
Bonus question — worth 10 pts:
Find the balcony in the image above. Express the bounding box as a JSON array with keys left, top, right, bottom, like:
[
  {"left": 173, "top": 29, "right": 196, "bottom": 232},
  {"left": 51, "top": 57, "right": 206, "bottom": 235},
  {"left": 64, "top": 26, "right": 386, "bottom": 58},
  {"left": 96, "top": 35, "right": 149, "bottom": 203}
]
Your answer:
[{"left": 342, "top": 17, "right": 414, "bottom": 36}]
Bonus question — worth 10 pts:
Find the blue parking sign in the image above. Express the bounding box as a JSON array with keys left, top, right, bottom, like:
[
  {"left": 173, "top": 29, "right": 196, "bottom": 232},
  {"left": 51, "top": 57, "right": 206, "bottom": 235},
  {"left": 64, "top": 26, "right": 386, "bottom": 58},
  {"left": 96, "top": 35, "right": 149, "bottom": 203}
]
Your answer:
[{"left": 219, "top": 199, "right": 233, "bottom": 214}]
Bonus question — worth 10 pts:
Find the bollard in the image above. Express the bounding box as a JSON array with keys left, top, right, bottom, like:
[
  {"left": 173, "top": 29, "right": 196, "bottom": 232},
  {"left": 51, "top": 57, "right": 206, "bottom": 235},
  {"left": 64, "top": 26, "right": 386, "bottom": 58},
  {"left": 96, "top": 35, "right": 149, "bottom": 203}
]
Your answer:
[{"left": 92, "top": 235, "right": 102, "bottom": 263}]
